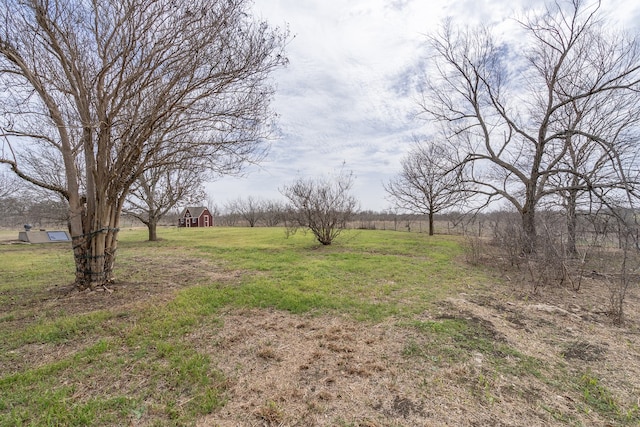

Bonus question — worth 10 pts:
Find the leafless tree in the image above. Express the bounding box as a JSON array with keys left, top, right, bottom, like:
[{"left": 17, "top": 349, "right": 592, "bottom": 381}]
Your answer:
[
  {"left": 205, "top": 196, "right": 221, "bottom": 221},
  {"left": 584, "top": 207, "right": 639, "bottom": 324},
  {"left": 0, "top": 167, "right": 20, "bottom": 199},
  {"left": 0, "top": 181, "right": 68, "bottom": 228},
  {"left": 281, "top": 170, "right": 359, "bottom": 245},
  {"left": 0, "top": 0, "right": 288, "bottom": 289},
  {"left": 226, "top": 196, "right": 265, "bottom": 227},
  {"left": 545, "top": 60, "right": 640, "bottom": 255},
  {"left": 123, "top": 160, "right": 207, "bottom": 241},
  {"left": 421, "top": 0, "right": 640, "bottom": 253},
  {"left": 385, "top": 139, "right": 470, "bottom": 235},
  {"left": 262, "top": 200, "right": 286, "bottom": 227}
]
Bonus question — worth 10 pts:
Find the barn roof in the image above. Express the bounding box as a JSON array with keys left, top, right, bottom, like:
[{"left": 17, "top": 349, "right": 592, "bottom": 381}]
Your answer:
[{"left": 180, "top": 206, "right": 209, "bottom": 218}]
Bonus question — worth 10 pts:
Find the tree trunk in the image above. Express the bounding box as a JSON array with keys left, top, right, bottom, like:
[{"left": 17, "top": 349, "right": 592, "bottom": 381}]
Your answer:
[
  {"left": 566, "top": 189, "right": 578, "bottom": 256},
  {"left": 71, "top": 196, "right": 121, "bottom": 290},
  {"left": 521, "top": 195, "right": 537, "bottom": 254},
  {"left": 148, "top": 217, "right": 158, "bottom": 241},
  {"left": 428, "top": 212, "right": 434, "bottom": 236}
]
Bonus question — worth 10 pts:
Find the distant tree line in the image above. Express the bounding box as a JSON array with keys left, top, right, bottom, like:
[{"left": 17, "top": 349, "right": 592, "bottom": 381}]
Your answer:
[{"left": 0, "top": 194, "right": 67, "bottom": 229}]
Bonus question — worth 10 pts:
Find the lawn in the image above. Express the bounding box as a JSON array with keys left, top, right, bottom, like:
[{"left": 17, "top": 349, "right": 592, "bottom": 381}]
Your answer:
[{"left": 0, "top": 227, "right": 638, "bottom": 426}]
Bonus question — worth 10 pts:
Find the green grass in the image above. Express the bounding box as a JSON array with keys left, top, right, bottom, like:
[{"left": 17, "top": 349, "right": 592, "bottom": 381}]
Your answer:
[
  {"left": 402, "top": 317, "right": 544, "bottom": 378},
  {"left": 576, "top": 372, "right": 640, "bottom": 425},
  {"left": 1, "top": 226, "right": 635, "bottom": 426},
  {"left": 178, "top": 228, "right": 477, "bottom": 320},
  {"left": 0, "top": 243, "right": 73, "bottom": 291},
  {"left": 0, "top": 227, "right": 482, "bottom": 425}
]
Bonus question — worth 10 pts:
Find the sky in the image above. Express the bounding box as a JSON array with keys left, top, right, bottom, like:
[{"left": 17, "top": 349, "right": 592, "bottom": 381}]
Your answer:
[{"left": 206, "top": 0, "right": 640, "bottom": 212}]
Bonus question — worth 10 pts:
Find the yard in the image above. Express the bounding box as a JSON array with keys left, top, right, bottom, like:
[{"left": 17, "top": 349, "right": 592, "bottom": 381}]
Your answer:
[{"left": 0, "top": 227, "right": 638, "bottom": 426}]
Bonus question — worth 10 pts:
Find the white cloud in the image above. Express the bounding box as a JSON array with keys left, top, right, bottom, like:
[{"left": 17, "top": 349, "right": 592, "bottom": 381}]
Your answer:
[{"left": 207, "top": 0, "right": 640, "bottom": 212}]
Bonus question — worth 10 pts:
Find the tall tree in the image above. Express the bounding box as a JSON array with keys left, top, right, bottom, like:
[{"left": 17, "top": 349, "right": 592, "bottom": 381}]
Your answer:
[
  {"left": 421, "top": 0, "right": 640, "bottom": 253},
  {"left": 385, "top": 140, "right": 469, "bottom": 235},
  {"left": 0, "top": 0, "right": 287, "bottom": 288}
]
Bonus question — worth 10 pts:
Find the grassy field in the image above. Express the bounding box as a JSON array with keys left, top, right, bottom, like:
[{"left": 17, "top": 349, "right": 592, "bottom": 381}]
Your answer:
[{"left": 0, "top": 227, "right": 639, "bottom": 426}]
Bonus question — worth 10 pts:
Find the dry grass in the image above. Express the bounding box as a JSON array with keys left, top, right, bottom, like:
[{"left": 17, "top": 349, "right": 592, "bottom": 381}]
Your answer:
[
  {"left": 193, "top": 275, "right": 640, "bottom": 426},
  {"left": 2, "top": 228, "right": 639, "bottom": 426}
]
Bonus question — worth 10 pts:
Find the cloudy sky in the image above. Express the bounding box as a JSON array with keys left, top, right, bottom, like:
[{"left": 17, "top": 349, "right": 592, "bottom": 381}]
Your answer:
[{"left": 206, "top": 0, "right": 640, "bottom": 212}]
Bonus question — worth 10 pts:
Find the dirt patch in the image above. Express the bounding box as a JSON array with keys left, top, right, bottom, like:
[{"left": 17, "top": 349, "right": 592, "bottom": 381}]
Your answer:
[
  {"left": 193, "top": 310, "right": 419, "bottom": 426},
  {"left": 561, "top": 341, "right": 607, "bottom": 361},
  {"left": 191, "top": 275, "right": 640, "bottom": 426},
  {"left": 0, "top": 254, "right": 241, "bottom": 378},
  {"left": 8, "top": 256, "right": 235, "bottom": 319}
]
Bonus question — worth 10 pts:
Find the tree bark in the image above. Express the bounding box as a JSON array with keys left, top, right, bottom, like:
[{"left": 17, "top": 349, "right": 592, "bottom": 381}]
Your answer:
[
  {"left": 566, "top": 188, "right": 578, "bottom": 256},
  {"left": 428, "top": 212, "right": 434, "bottom": 236},
  {"left": 71, "top": 198, "right": 122, "bottom": 290},
  {"left": 148, "top": 217, "right": 158, "bottom": 242},
  {"left": 521, "top": 191, "right": 537, "bottom": 254}
]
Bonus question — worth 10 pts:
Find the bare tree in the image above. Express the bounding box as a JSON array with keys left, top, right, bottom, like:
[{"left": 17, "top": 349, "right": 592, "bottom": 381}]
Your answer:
[
  {"left": 205, "top": 195, "right": 221, "bottom": 222},
  {"left": 281, "top": 170, "right": 359, "bottom": 245},
  {"left": 385, "top": 140, "right": 469, "bottom": 235},
  {"left": 226, "top": 197, "right": 286, "bottom": 227},
  {"left": 262, "top": 199, "right": 286, "bottom": 227},
  {"left": 607, "top": 213, "right": 637, "bottom": 324},
  {"left": 421, "top": 0, "right": 640, "bottom": 253},
  {"left": 225, "top": 196, "right": 266, "bottom": 227},
  {"left": 123, "top": 161, "right": 207, "bottom": 241},
  {"left": 0, "top": 0, "right": 287, "bottom": 289},
  {"left": 544, "top": 58, "right": 640, "bottom": 255},
  {"left": 0, "top": 167, "right": 20, "bottom": 199}
]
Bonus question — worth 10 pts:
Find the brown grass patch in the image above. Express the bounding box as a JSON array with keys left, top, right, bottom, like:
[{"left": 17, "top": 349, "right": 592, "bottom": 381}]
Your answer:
[
  {"left": 2, "top": 236, "right": 639, "bottom": 426},
  {"left": 193, "top": 275, "right": 639, "bottom": 426}
]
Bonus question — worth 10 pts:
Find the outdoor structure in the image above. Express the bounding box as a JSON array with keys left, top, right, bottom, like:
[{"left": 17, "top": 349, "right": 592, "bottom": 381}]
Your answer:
[
  {"left": 18, "top": 227, "right": 71, "bottom": 243},
  {"left": 178, "top": 207, "right": 214, "bottom": 228}
]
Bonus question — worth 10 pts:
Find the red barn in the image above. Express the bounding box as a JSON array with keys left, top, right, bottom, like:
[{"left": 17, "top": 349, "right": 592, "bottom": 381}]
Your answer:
[{"left": 178, "top": 207, "right": 214, "bottom": 228}]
